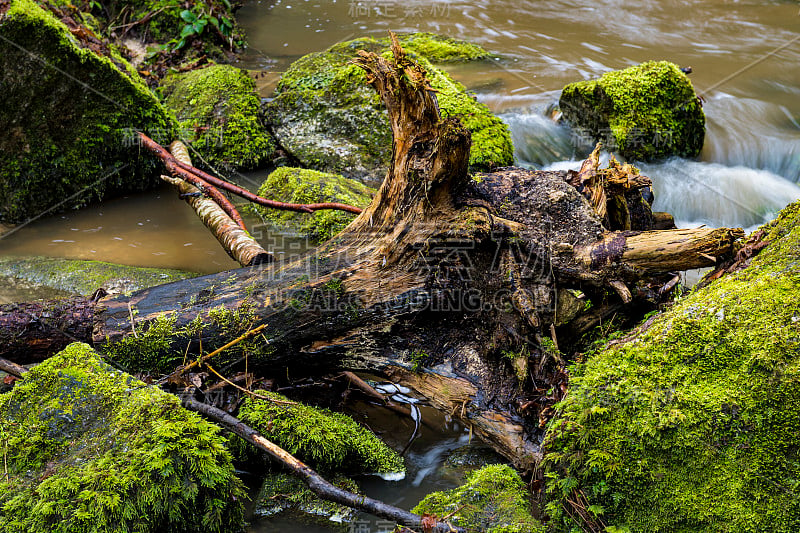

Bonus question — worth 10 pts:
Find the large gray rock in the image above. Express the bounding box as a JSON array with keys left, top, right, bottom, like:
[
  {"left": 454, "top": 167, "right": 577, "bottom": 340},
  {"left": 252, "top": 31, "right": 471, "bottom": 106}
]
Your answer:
[{"left": 264, "top": 34, "right": 513, "bottom": 183}]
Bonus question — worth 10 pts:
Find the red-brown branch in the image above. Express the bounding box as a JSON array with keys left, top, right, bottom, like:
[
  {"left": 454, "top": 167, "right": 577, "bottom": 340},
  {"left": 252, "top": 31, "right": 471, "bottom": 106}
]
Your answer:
[
  {"left": 138, "top": 132, "right": 248, "bottom": 229},
  {"left": 172, "top": 160, "right": 363, "bottom": 214},
  {"left": 139, "top": 132, "right": 363, "bottom": 216}
]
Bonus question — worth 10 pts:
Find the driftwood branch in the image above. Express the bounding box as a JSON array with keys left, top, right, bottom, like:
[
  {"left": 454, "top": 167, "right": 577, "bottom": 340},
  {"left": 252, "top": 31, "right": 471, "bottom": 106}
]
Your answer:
[
  {"left": 0, "top": 357, "right": 26, "bottom": 378},
  {"left": 184, "top": 398, "right": 464, "bottom": 533},
  {"left": 161, "top": 141, "right": 273, "bottom": 267}
]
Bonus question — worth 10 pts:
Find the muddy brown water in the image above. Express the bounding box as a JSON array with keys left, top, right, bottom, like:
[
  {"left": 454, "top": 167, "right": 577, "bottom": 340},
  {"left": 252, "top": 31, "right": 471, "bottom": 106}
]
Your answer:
[{"left": 0, "top": 0, "right": 798, "bottom": 529}]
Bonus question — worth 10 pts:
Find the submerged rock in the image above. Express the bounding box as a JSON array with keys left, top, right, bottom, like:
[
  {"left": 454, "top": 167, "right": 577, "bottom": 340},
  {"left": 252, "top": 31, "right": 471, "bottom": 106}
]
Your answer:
[
  {"left": 0, "top": 256, "right": 197, "bottom": 296},
  {"left": 559, "top": 61, "right": 705, "bottom": 161},
  {"left": 161, "top": 64, "right": 277, "bottom": 170},
  {"left": 439, "top": 443, "right": 509, "bottom": 484},
  {"left": 264, "top": 34, "right": 513, "bottom": 183},
  {"left": 0, "top": 0, "right": 175, "bottom": 223},
  {"left": 414, "top": 464, "right": 544, "bottom": 533},
  {"left": 0, "top": 342, "right": 245, "bottom": 532},
  {"left": 235, "top": 390, "right": 405, "bottom": 475},
  {"left": 255, "top": 472, "right": 359, "bottom": 525},
  {"left": 248, "top": 167, "right": 375, "bottom": 243},
  {"left": 544, "top": 200, "right": 800, "bottom": 531}
]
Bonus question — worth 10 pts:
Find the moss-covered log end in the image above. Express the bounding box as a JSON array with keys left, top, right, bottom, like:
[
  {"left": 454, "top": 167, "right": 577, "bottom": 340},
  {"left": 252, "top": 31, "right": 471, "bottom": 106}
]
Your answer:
[
  {"left": 413, "top": 464, "right": 544, "bottom": 533},
  {"left": 559, "top": 61, "right": 704, "bottom": 161},
  {"left": 543, "top": 200, "right": 800, "bottom": 532},
  {"left": 0, "top": 342, "right": 245, "bottom": 532},
  {"left": 0, "top": 0, "right": 175, "bottom": 223}
]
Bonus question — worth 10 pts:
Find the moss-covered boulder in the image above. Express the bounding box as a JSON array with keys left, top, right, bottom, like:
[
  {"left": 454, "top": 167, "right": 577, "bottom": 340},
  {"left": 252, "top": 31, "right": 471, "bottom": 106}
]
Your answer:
[
  {"left": 161, "top": 64, "right": 276, "bottom": 170},
  {"left": 235, "top": 390, "right": 404, "bottom": 475},
  {"left": 559, "top": 61, "right": 704, "bottom": 161},
  {"left": 264, "top": 34, "right": 513, "bottom": 182},
  {"left": 0, "top": 0, "right": 175, "bottom": 223},
  {"left": 249, "top": 167, "right": 374, "bottom": 242},
  {"left": 0, "top": 256, "right": 197, "bottom": 296},
  {"left": 0, "top": 342, "right": 245, "bottom": 532},
  {"left": 413, "top": 464, "right": 544, "bottom": 533},
  {"left": 255, "top": 473, "right": 359, "bottom": 524},
  {"left": 543, "top": 201, "right": 800, "bottom": 532}
]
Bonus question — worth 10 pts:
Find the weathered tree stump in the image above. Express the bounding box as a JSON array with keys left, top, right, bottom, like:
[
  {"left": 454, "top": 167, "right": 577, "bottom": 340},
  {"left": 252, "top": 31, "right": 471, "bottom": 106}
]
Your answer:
[{"left": 0, "top": 33, "right": 743, "bottom": 470}]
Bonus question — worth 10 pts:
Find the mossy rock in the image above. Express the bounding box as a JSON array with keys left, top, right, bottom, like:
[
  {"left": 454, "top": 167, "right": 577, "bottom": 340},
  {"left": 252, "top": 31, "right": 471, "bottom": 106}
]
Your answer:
[
  {"left": 0, "top": 342, "right": 245, "bottom": 532},
  {"left": 559, "top": 61, "right": 704, "bottom": 161},
  {"left": 235, "top": 390, "right": 405, "bottom": 475},
  {"left": 255, "top": 472, "right": 359, "bottom": 525},
  {"left": 413, "top": 464, "right": 544, "bottom": 533},
  {"left": 248, "top": 167, "right": 374, "bottom": 243},
  {"left": 543, "top": 201, "right": 800, "bottom": 532},
  {"left": 0, "top": 256, "right": 197, "bottom": 296},
  {"left": 264, "top": 34, "right": 513, "bottom": 182},
  {"left": 161, "top": 64, "right": 276, "bottom": 170},
  {"left": 0, "top": 0, "right": 176, "bottom": 223}
]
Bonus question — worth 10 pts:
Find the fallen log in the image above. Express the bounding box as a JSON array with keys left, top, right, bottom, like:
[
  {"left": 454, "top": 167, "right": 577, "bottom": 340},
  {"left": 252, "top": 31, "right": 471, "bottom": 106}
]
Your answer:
[
  {"left": 185, "top": 398, "right": 465, "bottom": 533},
  {"left": 0, "top": 33, "right": 745, "bottom": 471},
  {"left": 160, "top": 141, "right": 273, "bottom": 267}
]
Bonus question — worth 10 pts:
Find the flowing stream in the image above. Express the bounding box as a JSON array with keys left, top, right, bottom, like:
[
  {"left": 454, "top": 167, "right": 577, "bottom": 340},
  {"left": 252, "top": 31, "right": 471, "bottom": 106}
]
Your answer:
[{"left": 1, "top": 0, "right": 798, "bottom": 529}]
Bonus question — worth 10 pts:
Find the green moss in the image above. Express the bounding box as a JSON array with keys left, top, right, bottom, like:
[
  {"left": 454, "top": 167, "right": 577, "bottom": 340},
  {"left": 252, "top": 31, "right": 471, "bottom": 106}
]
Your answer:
[
  {"left": 102, "top": 301, "right": 269, "bottom": 374},
  {"left": 161, "top": 64, "right": 276, "bottom": 170},
  {"left": 559, "top": 61, "right": 704, "bottom": 161},
  {"left": 235, "top": 390, "right": 405, "bottom": 475},
  {"left": 255, "top": 472, "right": 359, "bottom": 524},
  {"left": 0, "top": 0, "right": 176, "bottom": 223},
  {"left": 248, "top": 167, "right": 374, "bottom": 242},
  {"left": 0, "top": 256, "right": 197, "bottom": 296},
  {"left": 543, "top": 201, "right": 800, "bottom": 532},
  {"left": 395, "top": 32, "right": 492, "bottom": 62},
  {"left": 265, "top": 34, "right": 512, "bottom": 181},
  {"left": 0, "top": 342, "right": 245, "bottom": 532},
  {"left": 413, "top": 464, "right": 544, "bottom": 533}
]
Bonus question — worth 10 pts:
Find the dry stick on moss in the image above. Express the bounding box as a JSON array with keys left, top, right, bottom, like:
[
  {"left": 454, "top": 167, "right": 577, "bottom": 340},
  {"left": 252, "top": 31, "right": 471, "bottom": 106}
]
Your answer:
[
  {"left": 156, "top": 324, "right": 268, "bottom": 386},
  {"left": 184, "top": 398, "right": 465, "bottom": 533},
  {"left": 138, "top": 132, "right": 248, "bottom": 229},
  {"left": 204, "top": 363, "right": 297, "bottom": 405}
]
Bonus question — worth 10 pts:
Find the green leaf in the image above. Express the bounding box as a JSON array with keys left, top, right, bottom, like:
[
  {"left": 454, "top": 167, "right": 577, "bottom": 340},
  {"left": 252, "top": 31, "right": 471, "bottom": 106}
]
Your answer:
[
  {"left": 174, "top": 38, "right": 187, "bottom": 50},
  {"left": 180, "top": 9, "right": 196, "bottom": 22},
  {"left": 221, "top": 0, "right": 232, "bottom": 10},
  {"left": 180, "top": 24, "right": 195, "bottom": 38},
  {"left": 193, "top": 19, "right": 207, "bottom": 34},
  {"left": 209, "top": 16, "right": 219, "bottom": 27}
]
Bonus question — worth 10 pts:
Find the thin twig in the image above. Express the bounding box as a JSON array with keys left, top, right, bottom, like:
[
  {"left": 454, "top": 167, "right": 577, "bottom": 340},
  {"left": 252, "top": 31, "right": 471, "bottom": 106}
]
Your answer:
[
  {"left": 204, "top": 363, "right": 296, "bottom": 405},
  {"left": 156, "top": 324, "right": 268, "bottom": 385}
]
